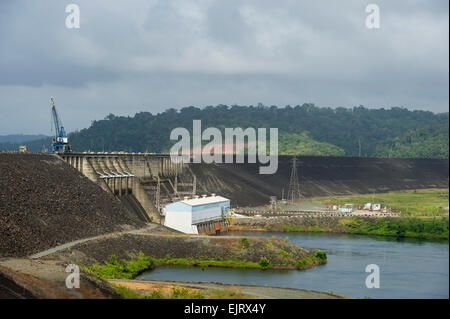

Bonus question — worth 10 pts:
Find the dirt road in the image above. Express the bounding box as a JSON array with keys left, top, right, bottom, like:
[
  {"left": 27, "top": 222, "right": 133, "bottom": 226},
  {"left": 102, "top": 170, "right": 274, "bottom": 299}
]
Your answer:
[{"left": 109, "top": 279, "right": 343, "bottom": 299}]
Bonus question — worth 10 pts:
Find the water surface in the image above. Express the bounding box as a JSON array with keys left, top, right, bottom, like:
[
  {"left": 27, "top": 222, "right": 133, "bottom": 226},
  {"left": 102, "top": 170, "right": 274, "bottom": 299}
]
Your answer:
[{"left": 137, "top": 232, "right": 449, "bottom": 298}]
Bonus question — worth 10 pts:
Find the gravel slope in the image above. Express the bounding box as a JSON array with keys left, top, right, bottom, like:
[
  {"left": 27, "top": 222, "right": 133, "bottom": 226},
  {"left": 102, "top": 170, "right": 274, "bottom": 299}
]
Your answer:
[
  {"left": 186, "top": 155, "right": 449, "bottom": 206},
  {"left": 0, "top": 153, "right": 146, "bottom": 257}
]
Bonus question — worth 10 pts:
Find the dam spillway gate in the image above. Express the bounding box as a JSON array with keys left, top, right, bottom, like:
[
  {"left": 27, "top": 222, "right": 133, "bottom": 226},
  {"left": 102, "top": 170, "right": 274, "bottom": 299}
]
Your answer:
[{"left": 60, "top": 153, "right": 196, "bottom": 225}]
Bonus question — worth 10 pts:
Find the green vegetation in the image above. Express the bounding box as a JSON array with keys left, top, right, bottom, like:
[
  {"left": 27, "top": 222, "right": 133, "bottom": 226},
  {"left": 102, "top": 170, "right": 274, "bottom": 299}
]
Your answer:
[
  {"left": 85, "top": 252, "right": 277, "bottom": 280},
  {"left": 10, "top": 104, "right": 448, "bottom": 158},
  {"left": 85, "top": 252, "right": 154, "bottom": 280},
  {"left": 258, "top": 257, "right": 272, "bottom": 269},
  {"left": 113, "top": 283, "right": 256, "bottom": 299},
  {"left": 170, "top": 286, "right": 205, "bottom": 299},
  {"left": 282, "top": 224, "right": 307, "bottom": 232},
  {"left": 309, "top": 225, "right": 323, "bottom": 233},
  {"left": 239, "top": 237, "right": 250, "bottom": 248},
  {"left": 237, "top": 189, "right": 449, "bottom": 240},
  {"left": 112, "top": 284, "right": 205, "bottom": 299},
  {"left": 295, "top": 250, "right": 327, "bottom": 269},
  {"left": 337, "top": 217, "right": 449, "bottom": 239},
  {"left": 314, "top": 249, "right": 327, "bottom": 261},
  {"left": 277, "top": 246, "right": 292, "bottom": 259},
  {"left": 111, "top": 284, "right": 145, "bottom": 299},
  {"left": 312, "top": 188, "right": 449, "bottom": 216},
  {"left": 275, "top": 216, "right": 449, "bottom": 240},
  {"left": 278, "top": 131, "right": 345, "bottom": 156},
  {"left": 263, "top": 239, "right": 274, "bottom": 250},
  {"left": 204, "top": 288, "right": 255, "bottom": 299},
  {"left": 153, "top": 256, "right": 263, "bottom": 269},
  {"left": 85, "top": 246, "right": 326, "bottom": 283},
  {"left": 376, "top": 124, "right": 449, "bottom": 158}
]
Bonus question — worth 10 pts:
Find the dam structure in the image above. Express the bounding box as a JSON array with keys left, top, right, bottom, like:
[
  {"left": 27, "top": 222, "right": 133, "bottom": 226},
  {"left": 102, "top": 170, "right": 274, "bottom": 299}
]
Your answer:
[
  {"left": 61, "top": 152, "right": 196, "bottom": 224},
  {"left": 59, "top": 152, "right": 449, "bottom": 227}
]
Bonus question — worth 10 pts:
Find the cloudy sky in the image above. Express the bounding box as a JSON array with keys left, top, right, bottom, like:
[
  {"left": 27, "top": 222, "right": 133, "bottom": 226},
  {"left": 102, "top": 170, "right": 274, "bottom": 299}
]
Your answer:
[{"left": 0, "top": 0, "right": 448, "bottom": 135}]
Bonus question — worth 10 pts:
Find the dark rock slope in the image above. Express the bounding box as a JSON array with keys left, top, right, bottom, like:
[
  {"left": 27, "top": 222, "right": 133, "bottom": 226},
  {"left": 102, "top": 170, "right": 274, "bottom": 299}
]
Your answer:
[
  {"left": 186, "top": 155, "right": 449, "bottom": 207},
  {"left": 0, "top": 153, "right": 146, "bottom": 257}
]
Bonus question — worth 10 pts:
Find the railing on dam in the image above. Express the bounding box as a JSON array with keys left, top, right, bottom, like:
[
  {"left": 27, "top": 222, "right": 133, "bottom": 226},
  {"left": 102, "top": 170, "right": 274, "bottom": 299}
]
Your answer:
[
  {"left": 59, "top": 152, "right": 185, "bottom": 178},
  {"left": 61, "top": 152, "right": 173, "bottom": 158},
  {"left": 236, "top": 210, "right": 401, "bottom": 218}
]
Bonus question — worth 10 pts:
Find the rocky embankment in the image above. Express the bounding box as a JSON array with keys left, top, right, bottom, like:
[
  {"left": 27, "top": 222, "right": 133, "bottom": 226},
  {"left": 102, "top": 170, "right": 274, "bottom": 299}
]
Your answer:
[
  {"left": 186, "top": 156, "right": 449, "bottom": 207},
  {"left": 41, "top": 231, "right": 325, "bottom": 270},
  {"left": 0, "top": 153, "right": 146, "bottom": 257}
]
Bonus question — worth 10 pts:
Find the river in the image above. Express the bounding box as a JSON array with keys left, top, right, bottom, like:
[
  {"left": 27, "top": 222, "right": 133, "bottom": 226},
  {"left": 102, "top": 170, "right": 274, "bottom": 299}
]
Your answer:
[{"left": 137, "top": 232, "right": 449, "bottom": 298}]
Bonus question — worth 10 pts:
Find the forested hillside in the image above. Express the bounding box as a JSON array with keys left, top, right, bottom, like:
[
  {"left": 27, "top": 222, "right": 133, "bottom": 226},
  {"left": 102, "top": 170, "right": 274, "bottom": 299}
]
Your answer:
[
  {"left": 2, "top": 104, "right": 448, "bottom": 158},
  {"left": 375, "top": 124, "right": 449, "bottom": 158},
  {"left": 0, "top": 134, "right": 48, "bottom": 144}
]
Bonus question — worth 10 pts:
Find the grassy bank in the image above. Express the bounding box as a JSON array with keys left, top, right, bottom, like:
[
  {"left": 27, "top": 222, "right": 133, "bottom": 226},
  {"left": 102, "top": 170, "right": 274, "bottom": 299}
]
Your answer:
[
  {"left": 112, "top": 284, "right": 207, "bottom": 299},
  {"left": 110, "top": 282, "right": 259, "bottom": 299},
  {"left": 237, "top": 216, "right": 449, "bottom": 240},
  {"left": 84, "top": 249, "right": 326, "bottom": 298},
  {"left": 84, "top": 252, "right": 155, "bottom": 280},
  {"left": 310, "top": 188, "right": 449, "bottom": 216},
  {"left": 84, "top": 248, "right": 327, "bottom": 281}
]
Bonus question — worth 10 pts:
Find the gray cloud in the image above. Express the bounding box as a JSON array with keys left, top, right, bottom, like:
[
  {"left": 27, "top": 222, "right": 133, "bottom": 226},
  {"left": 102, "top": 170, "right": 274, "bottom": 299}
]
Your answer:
[{"left": 0, "top": 0, "right": 448, "bottom": 134}]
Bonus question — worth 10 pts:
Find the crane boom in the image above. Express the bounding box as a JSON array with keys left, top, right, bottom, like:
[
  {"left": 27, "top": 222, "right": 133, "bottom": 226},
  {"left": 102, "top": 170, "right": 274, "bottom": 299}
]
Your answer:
[
  {"left": 50, "top": 97, "right": 71, "bottom": 153},
  {"left": 50, "top": 97, "right": 61, "bottom": 138}
]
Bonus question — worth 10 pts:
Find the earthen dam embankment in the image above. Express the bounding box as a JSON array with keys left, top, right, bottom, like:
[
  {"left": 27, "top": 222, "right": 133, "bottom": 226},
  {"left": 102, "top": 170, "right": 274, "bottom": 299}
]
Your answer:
[{"left": 187, "top": 155, "right": 449, "bottom": 206}]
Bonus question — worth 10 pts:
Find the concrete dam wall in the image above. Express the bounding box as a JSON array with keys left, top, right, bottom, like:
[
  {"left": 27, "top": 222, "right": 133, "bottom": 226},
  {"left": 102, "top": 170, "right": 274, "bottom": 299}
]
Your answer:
[
  {"left": 63, "top": 153, "right": 448, "bottom": 209},
  {"left": 61, "top": 153, "right": 448, "bottom": 209},
  {"left": 61, "top": 153, "right": 188, "bottom": 223}
]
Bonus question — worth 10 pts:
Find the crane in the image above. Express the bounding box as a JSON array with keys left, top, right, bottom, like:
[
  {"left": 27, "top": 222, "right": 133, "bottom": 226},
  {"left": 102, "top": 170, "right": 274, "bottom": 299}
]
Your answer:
[{"left": 50, "top": 97, "right": 71, "bottom": 153}]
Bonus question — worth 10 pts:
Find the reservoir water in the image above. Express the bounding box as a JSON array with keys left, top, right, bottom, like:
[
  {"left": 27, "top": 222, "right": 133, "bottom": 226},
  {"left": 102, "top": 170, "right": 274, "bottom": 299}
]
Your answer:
[{"left": 137, "top": 232, "right": 449, "bottom": 298}]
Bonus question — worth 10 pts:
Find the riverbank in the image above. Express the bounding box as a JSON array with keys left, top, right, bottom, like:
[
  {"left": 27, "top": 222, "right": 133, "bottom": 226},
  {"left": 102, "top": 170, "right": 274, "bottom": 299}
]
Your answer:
[
  {"left": 144, "top": 231, "right": 447, "bottom": 299},
  {"left": 65, "top": 233, "right": 327, "bottom": 298},
  {"left": 108, "top": 278, "right": 344, "bottom": 299},
  {"left": 43, "top": 232, "right": 326, "bottom": 270},
  {"left": 231, "top": 216, "right": 449, "bottom": 240},
  {"left": 0, "top": 258, "right": 120, "bottom": 298},
  {"left": 0, "top": 231, "right": 328, "bottom": 299}
]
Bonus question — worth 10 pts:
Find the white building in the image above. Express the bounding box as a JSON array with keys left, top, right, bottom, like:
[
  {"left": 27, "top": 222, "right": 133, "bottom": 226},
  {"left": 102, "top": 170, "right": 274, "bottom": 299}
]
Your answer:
[{"left": 163, "top": 194, "right": 230, "bottom": 234}]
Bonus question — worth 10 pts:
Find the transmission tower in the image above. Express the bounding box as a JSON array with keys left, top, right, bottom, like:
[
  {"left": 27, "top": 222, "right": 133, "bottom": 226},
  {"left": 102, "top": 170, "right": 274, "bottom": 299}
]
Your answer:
[{"left": 287, "top": 157, "right": 302, "bottom": 203}]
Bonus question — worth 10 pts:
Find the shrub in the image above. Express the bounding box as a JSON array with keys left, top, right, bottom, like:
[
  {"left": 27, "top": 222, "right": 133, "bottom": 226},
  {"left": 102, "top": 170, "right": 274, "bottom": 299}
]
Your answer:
[
  {"left": 259, "top": 257, "right": 272, "bottom": 269},
  {"left": 239, "top": 237, "right": 250, "bottom": 248},
  {"left": 314, "top": 249, "right": 327, "bottom": 261},
  {"left": 170, "top": 286, "right": 204, "bottom": 299},
  {"left": 308, "top": 225, "right": 323, "bottom": 233},
  {"left": 277, "top": 247, "right": 292, "bottom": 259},
  {"left": 86, "top": 252, "right": 154, "bottom": 279},
  {"left": 295, "top": 257, "right": 310, "bottom": 269}
]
